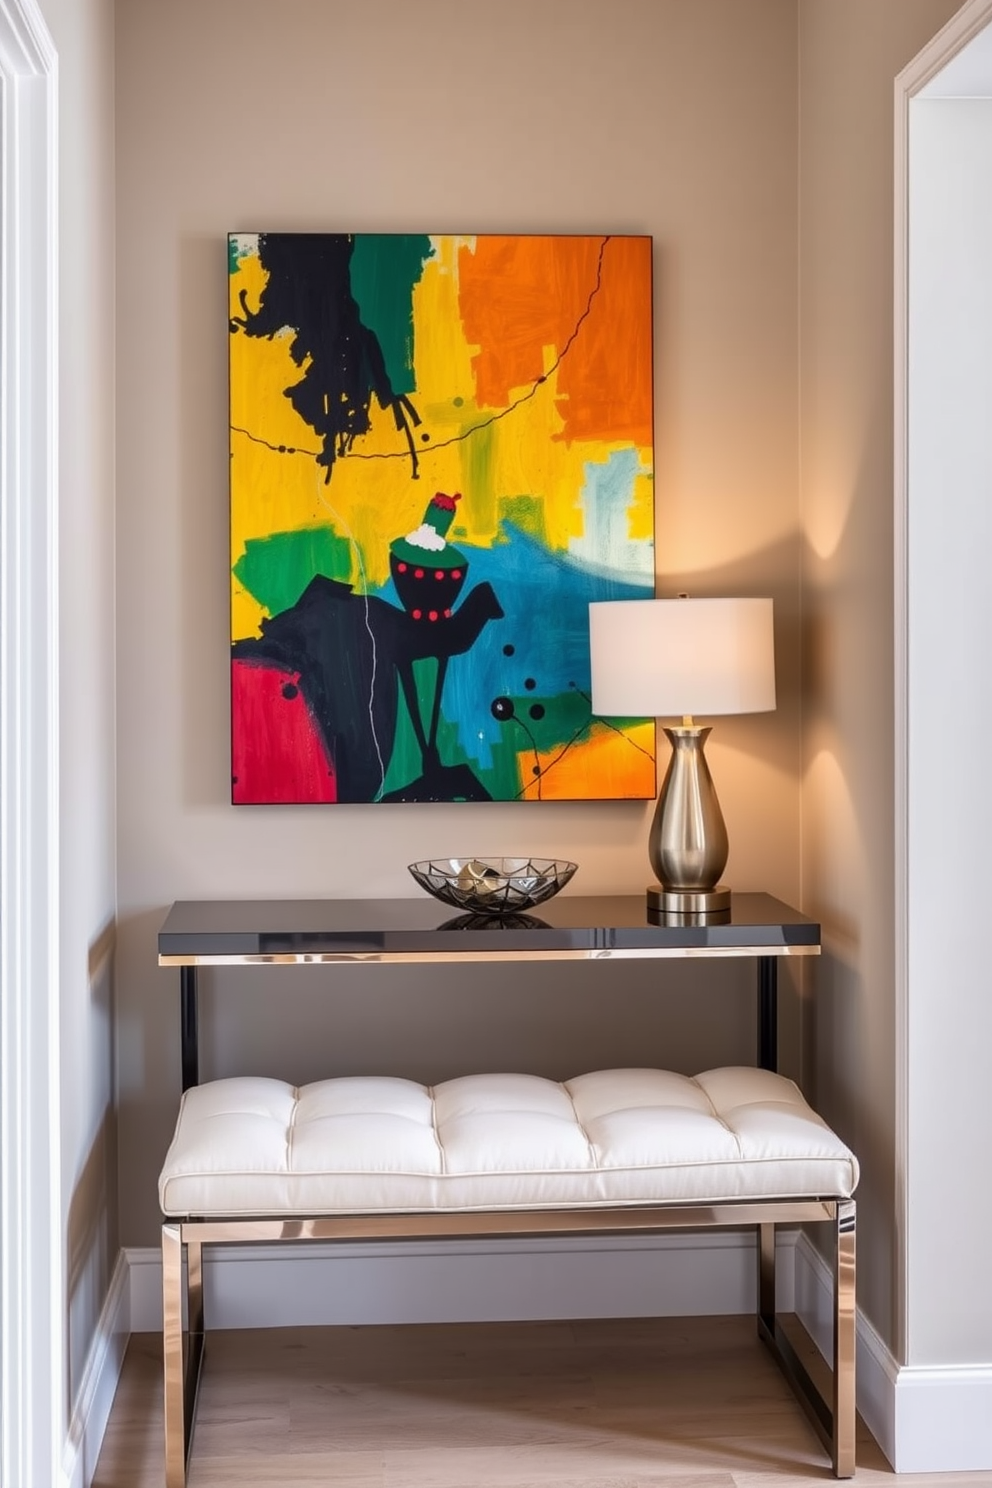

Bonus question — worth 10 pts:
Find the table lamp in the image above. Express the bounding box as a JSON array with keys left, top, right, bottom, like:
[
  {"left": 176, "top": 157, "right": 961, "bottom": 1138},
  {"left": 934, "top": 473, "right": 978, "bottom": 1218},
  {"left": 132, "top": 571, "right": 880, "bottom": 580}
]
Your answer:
[{"left": 588, "top": 596, "right": 776, "bottom": 917}]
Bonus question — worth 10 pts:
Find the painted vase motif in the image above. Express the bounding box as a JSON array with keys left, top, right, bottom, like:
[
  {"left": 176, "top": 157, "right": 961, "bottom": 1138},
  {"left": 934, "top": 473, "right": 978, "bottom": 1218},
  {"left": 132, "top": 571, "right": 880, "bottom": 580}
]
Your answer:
[{"left": 389, "top": 492, "right": 468, "bottom": 621}]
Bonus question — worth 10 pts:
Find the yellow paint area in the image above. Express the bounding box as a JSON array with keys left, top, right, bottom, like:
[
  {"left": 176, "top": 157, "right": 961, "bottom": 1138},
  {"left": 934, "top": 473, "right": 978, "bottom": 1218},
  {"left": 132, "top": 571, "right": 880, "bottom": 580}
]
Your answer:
[
  {"left": 230, "top": 240, "right": 652, "bottom": 592},
  {"left": 628, "top": 468, "right": 655, "bottom": 543},
  {"left": 231, "top": 575, "right": 265, "bottom": 640}
]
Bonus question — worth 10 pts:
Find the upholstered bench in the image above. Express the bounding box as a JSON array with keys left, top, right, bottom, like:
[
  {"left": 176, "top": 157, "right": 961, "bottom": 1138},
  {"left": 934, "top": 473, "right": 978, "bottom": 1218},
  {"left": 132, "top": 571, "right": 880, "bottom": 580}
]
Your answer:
[{"left": 159, "top": 1065, "right": 859, "bottom": 1486}]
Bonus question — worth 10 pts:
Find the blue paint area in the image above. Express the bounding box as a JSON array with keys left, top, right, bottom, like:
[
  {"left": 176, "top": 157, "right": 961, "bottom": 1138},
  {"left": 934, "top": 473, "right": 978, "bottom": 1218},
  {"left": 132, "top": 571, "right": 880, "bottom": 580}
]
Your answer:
[{"left": 376, "top": 523, "right": 651, "bottom": 774}]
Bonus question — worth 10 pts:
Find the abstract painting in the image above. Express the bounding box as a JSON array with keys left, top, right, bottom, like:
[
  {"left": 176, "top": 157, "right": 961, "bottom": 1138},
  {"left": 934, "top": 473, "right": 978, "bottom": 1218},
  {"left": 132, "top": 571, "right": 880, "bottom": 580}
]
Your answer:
[{"left": 229, "top": 232, "right": 656, "bottom": 804}]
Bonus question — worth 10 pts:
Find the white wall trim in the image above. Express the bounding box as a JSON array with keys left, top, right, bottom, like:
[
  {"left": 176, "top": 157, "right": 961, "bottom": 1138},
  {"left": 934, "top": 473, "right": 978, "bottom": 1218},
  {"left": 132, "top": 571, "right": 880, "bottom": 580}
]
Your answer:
[
  {"left": 893, "top": 0, "right": 992, "bottom": 1382},
  {"left": 61, "top": 1253, "right": 130, "bottom": 1488},
  {"left": 127, "top": 1231, "right": 798, "bottom": 1334},
  {"left": 896, "top": 0, "right": 992, "bottom": 97},
  {"left": 795, "top": 1235, "right": 992, "bottom": 1473},
  {"left": 0, "top": 2, "right": 62, "bottom": 1485},
  {"left": 891, "top": 1363, "right": 992, "bottom": 1473}
]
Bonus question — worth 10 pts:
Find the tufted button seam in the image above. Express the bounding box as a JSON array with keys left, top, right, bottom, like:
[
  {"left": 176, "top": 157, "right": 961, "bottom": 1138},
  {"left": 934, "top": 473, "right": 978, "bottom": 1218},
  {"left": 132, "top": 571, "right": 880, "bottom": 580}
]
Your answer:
[
  {"left": 691, "top": 1074, "right": 744, "bottom": 1162},
  {"left": 428, "top": 1086, "right": 447, "bottom": 1175},
  {"left": 560, "top": 1080, "right": 598, "bottom": 1168}
]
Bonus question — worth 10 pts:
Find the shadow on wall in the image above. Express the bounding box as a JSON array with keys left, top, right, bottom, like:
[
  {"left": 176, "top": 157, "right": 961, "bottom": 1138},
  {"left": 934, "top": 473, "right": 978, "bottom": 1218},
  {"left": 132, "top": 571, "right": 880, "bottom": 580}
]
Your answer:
[
  {"left": 802, "top": 913, "right": 902, "bottom": 1354},
  {"left": 65, "top": 919, "right": 119, "bottom": 1424}
]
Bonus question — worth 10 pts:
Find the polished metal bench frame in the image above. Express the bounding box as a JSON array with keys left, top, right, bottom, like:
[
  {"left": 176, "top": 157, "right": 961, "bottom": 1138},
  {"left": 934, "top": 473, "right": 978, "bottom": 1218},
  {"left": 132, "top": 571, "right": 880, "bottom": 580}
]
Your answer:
[{"left": 162, "top": 1193, "right": 856, "bottom": 1487}]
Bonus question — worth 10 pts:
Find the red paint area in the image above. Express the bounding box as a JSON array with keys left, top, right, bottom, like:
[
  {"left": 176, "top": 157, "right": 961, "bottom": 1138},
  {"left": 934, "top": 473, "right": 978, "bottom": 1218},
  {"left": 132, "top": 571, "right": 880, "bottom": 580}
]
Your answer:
[{"left": 232, "top": 660, "right": 336, "bottom": 803}]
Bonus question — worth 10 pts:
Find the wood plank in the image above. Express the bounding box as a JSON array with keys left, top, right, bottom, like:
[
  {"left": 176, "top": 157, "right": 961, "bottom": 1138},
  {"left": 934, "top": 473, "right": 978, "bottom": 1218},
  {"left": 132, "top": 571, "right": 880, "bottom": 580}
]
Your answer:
[{"left": 91, "top": 1318, "right": 985, "bottom": 1488}]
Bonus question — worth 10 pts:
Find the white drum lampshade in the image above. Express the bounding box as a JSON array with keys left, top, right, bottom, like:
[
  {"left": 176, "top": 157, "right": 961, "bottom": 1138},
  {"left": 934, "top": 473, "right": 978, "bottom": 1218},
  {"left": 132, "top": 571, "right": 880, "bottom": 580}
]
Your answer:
[
  {"left": 588, "top": 597, "right": 776, "bottom": 719},
  {"left": 588, "top": 597, "right": 776, "bottom": 917}
]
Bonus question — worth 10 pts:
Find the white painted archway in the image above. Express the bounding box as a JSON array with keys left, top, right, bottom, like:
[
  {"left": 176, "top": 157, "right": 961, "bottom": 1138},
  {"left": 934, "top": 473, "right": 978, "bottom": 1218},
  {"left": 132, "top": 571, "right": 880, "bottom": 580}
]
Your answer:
[{"left": 0, "top": 0, "right": 62, "bottom": 1483}]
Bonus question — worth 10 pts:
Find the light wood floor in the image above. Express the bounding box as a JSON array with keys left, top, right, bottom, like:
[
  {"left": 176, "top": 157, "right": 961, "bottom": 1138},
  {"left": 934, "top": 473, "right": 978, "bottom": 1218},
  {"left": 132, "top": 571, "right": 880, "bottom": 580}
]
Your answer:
[{"left": 94, "top": 1316, "right": 989, "bottom": 1488}]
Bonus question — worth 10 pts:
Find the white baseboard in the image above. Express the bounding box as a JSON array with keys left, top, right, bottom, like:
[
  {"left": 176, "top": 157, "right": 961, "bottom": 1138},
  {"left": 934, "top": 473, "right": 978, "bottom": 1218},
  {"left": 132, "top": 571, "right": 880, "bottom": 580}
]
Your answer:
[
  {"left": 60, "top": 1251, "right": 130, "bottom": 1488},
  {"left": 794, "top": 1235, "right": 992, "bottom": 1473},
  {"left": 891, "top": 1363, "right": 992, "bottom": 1472},
  {"left": 127, "top": 1229, "right": 798, "bottom": 1333}
]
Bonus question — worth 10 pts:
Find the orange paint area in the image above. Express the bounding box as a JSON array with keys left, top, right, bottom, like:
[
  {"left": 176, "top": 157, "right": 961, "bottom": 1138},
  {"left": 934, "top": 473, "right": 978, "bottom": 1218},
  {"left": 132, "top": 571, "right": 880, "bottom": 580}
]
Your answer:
[
  {"left": 457, "top": 235, "right": 652, "bottom": 447},
  {"left": 516, "top": 720, "right": 656, "bottom": 802}
]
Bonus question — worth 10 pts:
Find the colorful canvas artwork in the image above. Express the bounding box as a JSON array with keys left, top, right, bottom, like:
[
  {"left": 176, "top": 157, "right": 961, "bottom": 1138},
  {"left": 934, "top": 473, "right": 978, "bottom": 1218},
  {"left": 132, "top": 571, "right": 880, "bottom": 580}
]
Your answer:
[{"left": 229, "top": 232, "right": 656, "bottom": 804}]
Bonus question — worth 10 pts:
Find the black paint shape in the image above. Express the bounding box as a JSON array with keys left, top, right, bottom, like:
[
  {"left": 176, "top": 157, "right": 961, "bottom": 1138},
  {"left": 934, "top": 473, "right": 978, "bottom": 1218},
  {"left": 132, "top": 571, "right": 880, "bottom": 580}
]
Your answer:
[
  {"left": 529, "top": 703, "right": 546, "bottom": 721},
  {"left": 232, "top": 234, "right": 422, "bottom": 482},
  {"left": 233, "top": 577, "right": 503, "bottom": 803}
]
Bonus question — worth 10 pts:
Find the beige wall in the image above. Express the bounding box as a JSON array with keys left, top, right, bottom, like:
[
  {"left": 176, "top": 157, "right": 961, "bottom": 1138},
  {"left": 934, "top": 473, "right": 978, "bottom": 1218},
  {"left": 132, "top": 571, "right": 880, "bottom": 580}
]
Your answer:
[
  {"left": 797, "top": 0, "right": 960, "bottom": 1358},
  {"left": 115, "top": 0, "right": 802, "bottom": 1246},
  {"left": 37, "top": 0, "right": 119, "bottom": 1426}
]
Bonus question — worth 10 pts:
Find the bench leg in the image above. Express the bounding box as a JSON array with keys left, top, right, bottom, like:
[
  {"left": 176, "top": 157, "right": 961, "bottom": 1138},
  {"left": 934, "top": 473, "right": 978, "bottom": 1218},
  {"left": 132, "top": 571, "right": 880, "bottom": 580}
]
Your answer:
[
  {"left": 833, "top": 1198, "right": 857, "bottom": 1478},
  {"left": 758, "top": 1221, "right": 776, "bottom": 1324},
  {"left": 756, "top": 1201, "right": 856, "bottom": 1478},
  {"left": 187, "top": 1234, "right": 204, "bottom": 1351},
  {"left": 162, "top": 1224, "right": 187, "bottom": 1488},
  {"left": 163, "top": 1224, "right": 206, "bottom": 1488}
]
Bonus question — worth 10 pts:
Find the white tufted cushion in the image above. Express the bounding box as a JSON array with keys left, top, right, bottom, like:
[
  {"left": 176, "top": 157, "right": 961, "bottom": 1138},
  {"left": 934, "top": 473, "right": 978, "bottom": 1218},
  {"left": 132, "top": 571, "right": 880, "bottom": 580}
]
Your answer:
[{"left": 158, "top": 1067, "right": 859, "bottom": 1218}]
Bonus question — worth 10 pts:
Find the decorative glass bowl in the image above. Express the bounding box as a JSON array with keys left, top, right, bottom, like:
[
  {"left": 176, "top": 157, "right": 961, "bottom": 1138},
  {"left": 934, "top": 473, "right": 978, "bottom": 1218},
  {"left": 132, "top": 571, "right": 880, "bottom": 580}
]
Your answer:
[{"left": 408, "top": 857, "right": 578, "bottom": 915}]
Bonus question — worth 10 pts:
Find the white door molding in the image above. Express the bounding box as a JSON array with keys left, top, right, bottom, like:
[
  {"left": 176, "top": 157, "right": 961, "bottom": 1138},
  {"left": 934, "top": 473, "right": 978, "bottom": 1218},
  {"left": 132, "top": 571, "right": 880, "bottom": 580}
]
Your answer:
[
  {"left": 893, "top": 0, "right": 992, "bottom": 1471},
  {"left": 0, "top": 2, "right": 62, "bottom": 1485}
]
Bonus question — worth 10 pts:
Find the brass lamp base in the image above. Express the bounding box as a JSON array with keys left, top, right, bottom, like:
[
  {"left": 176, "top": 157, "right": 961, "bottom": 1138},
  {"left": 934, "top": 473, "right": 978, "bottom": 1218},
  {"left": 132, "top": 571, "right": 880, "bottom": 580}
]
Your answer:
[
  {"left": 646, "top": 884, "right": 732, "bottom": 918},
  {"left": 646, "top": 725, "right": 732, "bottom": 923}
]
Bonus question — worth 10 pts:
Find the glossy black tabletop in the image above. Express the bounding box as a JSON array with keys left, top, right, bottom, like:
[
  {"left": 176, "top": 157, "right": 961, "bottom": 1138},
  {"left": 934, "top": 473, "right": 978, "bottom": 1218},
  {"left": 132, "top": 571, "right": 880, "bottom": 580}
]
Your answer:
[{"left": 158, "top": 893, "right": 820, "bottom": 964}]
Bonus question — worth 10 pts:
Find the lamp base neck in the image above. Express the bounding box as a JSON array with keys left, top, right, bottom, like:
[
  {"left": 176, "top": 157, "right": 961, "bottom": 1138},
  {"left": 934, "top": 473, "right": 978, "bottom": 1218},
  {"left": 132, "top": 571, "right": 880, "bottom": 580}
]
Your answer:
[{"left": 646, "top": 884, "right": 732, "bottom": 918}]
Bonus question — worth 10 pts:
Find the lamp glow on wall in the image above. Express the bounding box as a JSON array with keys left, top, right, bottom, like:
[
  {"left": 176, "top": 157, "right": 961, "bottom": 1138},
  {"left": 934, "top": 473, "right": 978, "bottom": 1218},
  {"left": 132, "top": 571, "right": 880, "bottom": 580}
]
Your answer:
[{"left": 589, "top": 597, "right": 776, "bottom": 917}]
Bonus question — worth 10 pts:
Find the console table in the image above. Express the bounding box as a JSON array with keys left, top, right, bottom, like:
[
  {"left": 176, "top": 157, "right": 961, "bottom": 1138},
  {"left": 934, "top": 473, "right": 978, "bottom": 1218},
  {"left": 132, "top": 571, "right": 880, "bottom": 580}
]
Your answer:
[
  {"left": 158, "top": 892, "right": 820, "bottom": 1090},
  {"left": 157, "top": 893, "right": 859, "bottom": 1483}
]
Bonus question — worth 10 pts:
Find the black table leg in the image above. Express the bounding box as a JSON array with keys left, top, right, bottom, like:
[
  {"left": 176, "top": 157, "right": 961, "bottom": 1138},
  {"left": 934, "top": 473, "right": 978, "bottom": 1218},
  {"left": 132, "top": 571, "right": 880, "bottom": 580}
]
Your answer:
[
  {"left": 181, "top": 966, "right": 199, "bottom": 1091},
  {"left": 758, "top": 956, "right": 777, "bottom": 1072}
]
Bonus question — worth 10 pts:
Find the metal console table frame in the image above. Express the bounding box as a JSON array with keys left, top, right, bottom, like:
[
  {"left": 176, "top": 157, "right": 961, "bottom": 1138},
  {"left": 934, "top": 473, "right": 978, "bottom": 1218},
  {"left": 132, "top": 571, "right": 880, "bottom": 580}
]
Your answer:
[
  {"left": 158, "top": 890, "right": 821, "bottom": 1090},
  {"left": 157, "top": 892, "right": 856, "bottom": 1480}
]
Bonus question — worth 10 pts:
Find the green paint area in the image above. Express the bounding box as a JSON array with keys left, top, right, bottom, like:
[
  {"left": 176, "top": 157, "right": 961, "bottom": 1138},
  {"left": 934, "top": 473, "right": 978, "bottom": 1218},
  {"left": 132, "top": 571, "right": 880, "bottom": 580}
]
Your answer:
[
  {"left": 377, "top": 669, "right": 602, "bottom": 801},
  {"left": 233, "top": 526, "right": 355, "bottom": 617},
  {"left": 463, "top": 422, "right": 496, "bottom": 529},
  {"left": 390, "top": 536, "right": 466, "bottom": 568},
  {"left": 497, "top": 494, "right": 548, "bottom": 547},
  {"left": 381, "top": 682, "right": 596, "bottom": 802},
  {"left": 379, "top": 659, "right": 485, "bottom": 800},
  {"left": 350, "top": 235, "right": 433, "bottom": 397},
  {"left": 488, "top": 686, "right": 596, "bottom": 799},
  {"left": 228, "top": 237, "right": 240, "bottom": 275},
  {"left": 378, "top": 703, "right": 423, "bottom": 800}
]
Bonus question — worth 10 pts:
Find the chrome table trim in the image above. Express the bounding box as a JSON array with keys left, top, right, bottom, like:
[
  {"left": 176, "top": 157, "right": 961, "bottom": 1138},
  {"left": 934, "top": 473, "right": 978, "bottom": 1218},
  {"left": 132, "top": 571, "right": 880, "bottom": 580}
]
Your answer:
[{"left": 160, "top": 943, "right": 821, "bottom": 967}]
